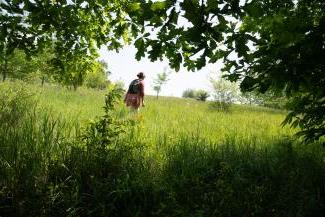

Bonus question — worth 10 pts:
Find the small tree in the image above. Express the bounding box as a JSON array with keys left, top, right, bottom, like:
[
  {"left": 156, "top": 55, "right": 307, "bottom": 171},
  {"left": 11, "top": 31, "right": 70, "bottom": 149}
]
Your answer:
[
  {"left": 210, "top": 76, "right": 240, "bottom": 111},
  {"left": 2, "top": 50, "right": 27, "bottom": 81},
  {"left": 153, "top": 85, "right": 161, "bottom": 99},
  {"left": 210, "top": 76, "right": 239, "bottom": 104},
  {"left": 52, "top": 54, "right": 94, "bottom": 91},
  {"left": 0, "top": 48, "right": 55, "bottom": 84},
  {"left": 153, "top": 70, "right": 169, "bottom": 99},
  {"left": 33, "top": 48, "right": 56, "bottom": 85}
]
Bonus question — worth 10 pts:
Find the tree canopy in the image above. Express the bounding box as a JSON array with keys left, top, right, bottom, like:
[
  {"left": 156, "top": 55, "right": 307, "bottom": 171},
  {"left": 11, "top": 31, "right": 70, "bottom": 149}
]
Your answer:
[
  {"left": 0, "top": 0, "right": 136, "bottom": 88},
  {"left": 153, "top": 70, "right": 169, "bottom": 99},
  {"left": 0, "top": 0, "right": 137, "bottom": 56},
  {"left": 1, "top": 0, "right": 325, "bottom": 140},
  {"left": 128, "top": 0, "right": 325, "bottom": 141}
]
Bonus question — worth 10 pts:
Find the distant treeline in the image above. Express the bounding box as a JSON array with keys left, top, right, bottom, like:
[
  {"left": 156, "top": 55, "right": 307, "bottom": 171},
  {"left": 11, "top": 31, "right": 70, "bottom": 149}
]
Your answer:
[
  {"left": 0, "top": 48, "right": 110, "bottom": 90},
  {"left": 182, "top": 77, "right": 288, "bottom": 110}
]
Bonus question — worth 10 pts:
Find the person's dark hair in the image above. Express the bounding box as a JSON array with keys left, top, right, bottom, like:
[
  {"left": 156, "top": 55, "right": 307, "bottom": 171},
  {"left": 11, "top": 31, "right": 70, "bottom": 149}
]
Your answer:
[{"left": 137, "top": 72, "right": 145, "bottom": 79}]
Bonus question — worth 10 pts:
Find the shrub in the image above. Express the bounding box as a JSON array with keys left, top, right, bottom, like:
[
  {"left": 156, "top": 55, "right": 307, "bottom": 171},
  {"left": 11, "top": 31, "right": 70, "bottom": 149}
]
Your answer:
[
  {"left": 182, "top": 89, "right": 197, "bottom": 98},
  {"left": 84, "top": 71, "right": 110, "bottom": 90},
  {"left": 183, "top": 89, "right": 210, "bottom": 101},
  {"left": 195, "top": 89, "right": 210, "bottom": 101},
  {"left": 209, "top": 101, "right": 231, "bottom": 111},
  {"left": 0, "top": 81, "right": 36, "bottom": 128}
]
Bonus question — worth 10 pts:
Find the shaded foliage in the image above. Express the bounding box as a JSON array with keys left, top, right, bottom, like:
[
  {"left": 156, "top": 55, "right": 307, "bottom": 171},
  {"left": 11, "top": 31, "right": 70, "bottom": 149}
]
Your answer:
[{"left": 0, "top": 0, "right": 141, "bottom": 84}]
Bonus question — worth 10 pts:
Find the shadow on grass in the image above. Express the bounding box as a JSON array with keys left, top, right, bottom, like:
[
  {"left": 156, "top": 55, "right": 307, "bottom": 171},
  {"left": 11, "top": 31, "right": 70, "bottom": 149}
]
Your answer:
[
  {"left": 1, "top": 134, "right": 325, "bottom": 217},
  {"left": 157, "top": 138, "right": 325, "bottom": 216}
]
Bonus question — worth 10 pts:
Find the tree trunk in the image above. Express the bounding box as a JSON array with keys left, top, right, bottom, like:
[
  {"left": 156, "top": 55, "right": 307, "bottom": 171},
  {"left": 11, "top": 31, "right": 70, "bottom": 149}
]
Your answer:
[
  {"left": 73, "top": 82, "right": 78, "bottom": 91},
  {"left": 156, "top": 91, "right": 159, "bottom": 99},
  {"left": 41, "top": 76, "right": 45, "bottom": 86}
]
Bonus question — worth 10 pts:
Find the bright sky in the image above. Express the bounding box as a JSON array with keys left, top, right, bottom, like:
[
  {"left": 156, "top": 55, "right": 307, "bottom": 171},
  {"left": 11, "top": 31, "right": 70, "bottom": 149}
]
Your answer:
[
  {"left": 98, "top": 0, "right": 247, "bottom": 97},
  {"left": 99, "top": 45, "right": 224, "bottom": 97}
]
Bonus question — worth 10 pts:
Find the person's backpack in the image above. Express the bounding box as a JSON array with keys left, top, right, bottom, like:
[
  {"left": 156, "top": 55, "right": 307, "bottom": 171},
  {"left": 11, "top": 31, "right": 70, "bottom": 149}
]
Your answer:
[{"left": 128, "top": 79, "right": 141, "bottom": 94}]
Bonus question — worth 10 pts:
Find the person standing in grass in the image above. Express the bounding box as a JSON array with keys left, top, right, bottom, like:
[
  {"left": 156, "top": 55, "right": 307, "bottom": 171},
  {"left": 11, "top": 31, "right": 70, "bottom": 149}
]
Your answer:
[{"left": 124, "top": 72, "right": 145, "bottom": 112}]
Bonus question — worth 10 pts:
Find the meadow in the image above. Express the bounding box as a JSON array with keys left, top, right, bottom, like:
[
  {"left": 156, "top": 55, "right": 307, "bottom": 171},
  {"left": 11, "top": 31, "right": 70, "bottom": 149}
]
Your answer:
[
  {"left": 35, "top": 83, "right": 295, "bottom": 145},
  {"left": 1, "top": 81, "right": 325, "bottom": 217}
]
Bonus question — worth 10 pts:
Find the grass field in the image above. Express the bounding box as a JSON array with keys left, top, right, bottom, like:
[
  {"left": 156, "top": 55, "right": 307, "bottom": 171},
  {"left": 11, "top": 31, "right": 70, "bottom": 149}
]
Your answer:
[
  {"left": 1, "top": 81, "right": 324, "bottom": 217},
  {"left": 35, "top": 83, "right": 295, "bottom": 145}
]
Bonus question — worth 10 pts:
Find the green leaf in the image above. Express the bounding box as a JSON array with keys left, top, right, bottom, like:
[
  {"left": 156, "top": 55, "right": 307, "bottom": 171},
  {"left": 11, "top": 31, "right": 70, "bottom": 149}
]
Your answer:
[
  {"left": 134, "top": 38, "right": 145, "bottom": 61},
  {"left": 207, "top": 0, "right": 219, "bottom": 11},
  {"left": 127, "top": 3, "right": 141, "bottom": 12},
  {"left": 169, "top": 53, "right": 182, "bottom": 72},
  {"left": 181, "top": 0, "right": 201, "bottom": 25},
  {"left": 240, "top": 76, "right": 257, "bottom": 91},
  {"left": 244, "top": 2, "right": 263, "bottom": 18},
  {"left": 151, "top": 1, "right": 166, "bottom": 11},
  {"left": 148, "top": 41, "right": 162, "bottom": 61}
]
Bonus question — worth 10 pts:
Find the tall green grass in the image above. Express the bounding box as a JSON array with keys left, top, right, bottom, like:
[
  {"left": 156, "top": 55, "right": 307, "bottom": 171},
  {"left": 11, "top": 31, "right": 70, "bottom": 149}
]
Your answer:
[
  {"left": 0, "top": 81, "right": 324, "bottom": 217},
  {"left": 34, "top": 83, "right": 296, "bottom": 145}
]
